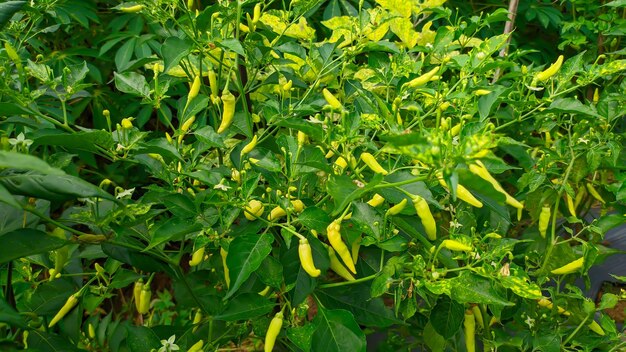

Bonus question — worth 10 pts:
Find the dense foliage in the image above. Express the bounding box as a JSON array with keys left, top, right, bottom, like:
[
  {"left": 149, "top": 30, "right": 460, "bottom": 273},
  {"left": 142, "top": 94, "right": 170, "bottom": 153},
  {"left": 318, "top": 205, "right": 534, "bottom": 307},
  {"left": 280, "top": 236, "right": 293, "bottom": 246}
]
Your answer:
[{"left": 1, "top": 0, "right": 625, "bottom": 351}]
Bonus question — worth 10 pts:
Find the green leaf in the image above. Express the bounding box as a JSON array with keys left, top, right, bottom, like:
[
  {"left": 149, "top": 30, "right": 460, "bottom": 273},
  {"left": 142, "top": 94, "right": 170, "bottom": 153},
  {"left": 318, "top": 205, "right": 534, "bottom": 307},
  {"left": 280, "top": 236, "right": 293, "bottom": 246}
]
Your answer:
[
  {"left": 180, "top": 95, "right": 209, "bottom": 122},
  {"left": 32, "top": 129, "right": 114, "bottom": 152},
  {"left": 0, "top": 183, "right": 20, "bottom": 209},
  {"left": 126, "top": 326, "right": 161, "bottom": 352},
  {"left": 0, "top": 228, "right": 66, "bottom": 264},
  {"left": 0, "top": 299, "right": 27, "bottom": 329},
  {"left": 327, "top": 174, "right": 383, "bottom": 216},
  {"left": 317, "top": 284, "right": 401, "bottom": 327},
  {"left": 275, "top": 118, "right": 324, "bottom": 142},
  {"left": 114, "top": 71, "right": 150, "bottom": 97},
  {"left": 294, "top": 206, "right": 331, "bottom": 233},
  {"left": 214, "top": 293, "right": 275, "bottom": 321},
  {"left": 146, "top": 217, "right": 202, "bottom": 250},
  {"left": 311, "top": 308, "right": 366, "bottom": 352},
  {"left": 450, "top": 272, "right": 514, "bottom": 306},
  {"left": 0, "top": 172, "right": 115, "bottom": 202},
  {"left": 194, "top": 126, "right": 226, "bottom": 148},
  {"left": 102, "top": 236, "right": 174, "bottom": 275},
  {"left": 546, "top": 98, "right": 601, "bottom": 118},
  {"left": 0, "top": 151, "right": 65, "bottom": 175},
  {"left": 604, "top": 0, "right": 626, "bottom": 7},
  {"left": 224, "top": 233, "right": 274, "bottom": 300},
  {"left": 429, "top": 295, "right": 464, "bottom": 339},
  {"left": 218, "top": 38, "right": 246, "bottom": 58},
  {"left": 0, "top": 1, "right": 26, "bottom": 31},
  {"left": 598, "top": 293, "right": 618, "bottom": 310},
  {"left": 287, "top": 323, "right": 317, "bottom": 352},
  {"left": 423, "top": 322, "right": 445, "bottom": 352},
  {"left": 162, "top": 37, "right": 192, "bottom": 73}
]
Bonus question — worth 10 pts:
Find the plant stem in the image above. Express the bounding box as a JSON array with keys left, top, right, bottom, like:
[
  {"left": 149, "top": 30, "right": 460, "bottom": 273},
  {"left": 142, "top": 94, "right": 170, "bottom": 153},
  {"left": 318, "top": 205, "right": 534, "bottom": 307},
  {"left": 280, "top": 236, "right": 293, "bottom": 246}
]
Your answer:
[{"left": 318, "top": 273, "right": 376, "bottom": 289}]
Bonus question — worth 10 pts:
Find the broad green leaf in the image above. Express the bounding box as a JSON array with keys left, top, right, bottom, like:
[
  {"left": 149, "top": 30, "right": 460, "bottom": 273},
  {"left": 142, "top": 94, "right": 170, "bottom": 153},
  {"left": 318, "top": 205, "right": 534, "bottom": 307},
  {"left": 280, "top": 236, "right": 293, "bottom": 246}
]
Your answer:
[
  {"left": 0, "top": 183, "right": 20, "bottom": 209},
  {"left": 450, "top": 272, "right": 514, "bottom": 306},
  {"left": 102, "top": 235, "right": 174, "bottom": 275},
  {"left": 311, "top": 308, "right": 366, "bottom": 352},
  {"left": 194, "top": 126, "right": 226, "bottom": 148},
  {"left": 0, "top": 298, "right": 27, "bottom": 329},
  {"left": 275, "top": 118, "right": 324, "bottom": 143},
  {"left": 327, "top": 174, "right": 383, "bottom": 216},
  {"left": 0, "top": 172, "right": 115, "bottom": 202},
  {"left": 0, "top": 151, "right": 65, "bottom": 175},
  {"left": 0, "top": 102, "right": 31, "bottom": 116},
  {"left": 294, "top": 206, "right": 331, "bottom": 233},
  {"left": 27, "top": 330, "right": 81, "bottom": 352},
  {"left": 224, "top": 233, "right": 274, "bottom": 300},
  {"left": 127, "top": 326, "right": 161, "bottom": 352},
  {"left": 546, "top": 98, "right": 601, "bottom": 118},
  {"left": 0, "top": 1, "right": 26, "bottom": 30},
  {"left": 424, "top": 322, "right": 445, "bottom": 352},
  {"left": 0, "top": 228, "right": 66, "bottom": 264},
  {"left": 429, "top": 295, "right": 464, "bottom": 339},
  {"left": 147, "top": 217, "right": 202, "bottom": 250},
  {"left": 317, "top": 284, "right": 401, "bottom": 327},
  {"left": 32, "top": 129, "right": 114, "bottom": 152},
  {"left": 114, "top": 71, "right": 150, "bottom": 97},
  {"left": 257, "top": 256, "right": 284, "bottom": 289},
  {"left": 162, "top": 37, "right": 192, "bottom": 73},
  {"left": 115, "top": 37, "right": 137, "bottom": 72},
  {"left": 287, "top": 323, "right": 317, "bottom": 352},
  {"left": 598, "top": 293, "right": 618, "bottom": 310},
  {"left": 499, "top": 266, "right": 543, "bottom": 299},
  {"left": 214, "top": 293, "right": 275, "bottom": 321},
  {"left": 218, "top": 38, "right": 246, "bottom": 58}
]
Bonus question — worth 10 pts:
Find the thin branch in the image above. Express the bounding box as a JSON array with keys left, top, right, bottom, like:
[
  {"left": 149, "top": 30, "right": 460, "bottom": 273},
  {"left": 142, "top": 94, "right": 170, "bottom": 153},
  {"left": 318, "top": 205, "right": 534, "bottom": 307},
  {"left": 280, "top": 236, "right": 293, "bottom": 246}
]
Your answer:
[{"left": 492, "top": 0, "right": 520, "bottom": 83}]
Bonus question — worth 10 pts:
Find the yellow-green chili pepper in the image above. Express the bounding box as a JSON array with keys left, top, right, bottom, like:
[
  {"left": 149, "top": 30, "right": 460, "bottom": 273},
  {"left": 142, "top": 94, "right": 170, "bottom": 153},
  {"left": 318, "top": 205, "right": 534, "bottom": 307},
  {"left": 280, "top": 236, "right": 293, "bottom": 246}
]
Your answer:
[
  {"left": 298, "top": 238, "right": 321, "bottom": 277},
  {"left": 221, "top": 247, "right": 230, "bottom": 288},
  {"left": 551, "top": 257, "right": 584, "bottom": 275},
  {"left": 328, "top": 246, "right": 355, "bottom": 281},
  {"left": 367, "top": 193, "right": 385, "bottom": 207},
  {"left": 538, "top": 205, "right": 551, "bottom": 238},
  {"left": 360, "top": 152, "right": 388, "bottom": 175},
  {"left": 586, "top": 183, "right": 605, "bottom": 204},
  {"left": 468, "top": 161, "right": 522, "bottom": 209},
  {"left": 264, "top": 311, "right": 283, "bottom": 352},
  {"left": 404, "top": 67, "right": 439, "bottom": 89},
  {"left": 412, "top": 195, "right": 437, "bottom": 241},
  {"left": 245, "top": 199, "right": 264, "bottom": 221},
  {"left": 327, "top": 220, "right": 356, "bottom": 274},
  {"left": 217, "top": 90, "right": 236, "bottom": 133},
  {"left": 322, "top": 88, "right": 342, "bottom": 110},
  {"left": 189, "top": 247, "right": 205, "bottom": 267},
  {"left": 535, "top": 55, "right": 564, "bottom": 82},
  {"left": 386, "top": 198, "right": 407, "bottom": 216},
  {"left": 49, "top": 293, "right": 79, "bottom": 327},
  {"left": 241, "top": 135, "right": 258, "bottom": 155},
  {"left": 442, "top": 239, "right": 473, "bottom": 252},
  {"left": 464, "top": 309, "right": 476, "bottom": 352}
]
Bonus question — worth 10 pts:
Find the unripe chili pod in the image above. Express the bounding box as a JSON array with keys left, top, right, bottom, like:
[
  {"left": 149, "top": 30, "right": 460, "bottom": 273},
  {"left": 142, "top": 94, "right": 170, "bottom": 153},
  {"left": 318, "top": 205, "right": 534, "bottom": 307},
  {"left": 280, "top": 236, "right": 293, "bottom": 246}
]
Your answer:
[
  {"left": 412, "top": 195, "right": 436, "bottom": 241},
  {"left": 334, "top": 156, "right": 348, "bottom": 170},
  {"left": 252, "top": 3, "right": 261, "bottom": 23},
  {"left": 188, "top": 340, "right": 204, "bottom": 352},
  {"left": 386, "top": 198, "right": 407, "bottom": 216},
  {"left": 535, "top": 55, "right": 563, "bottom": 82},
  {"left": 267, "top": 206, "right": 287, "bottom": 221},
  {"left": 442, "top": 239, "right": 472, "bottom": 252},
  {"left": 189, "top": 247, "right": 205, "bottom": 267},
  {"left": 120, "top": 4, "right": 144, "bottom": 13},
  {"left": 48, "top": 293, "right": 79, "bottom": 327},
  {"left": 351, "top": 236, "right": 361, "bottom": 265},
  {"left": 586, "top": 183, "right": 605, "bottom": 204},
  {"left": 367, "top": 193, "right": 385, "bottom": 207},
  {"left": 437, "top": 175, "right": 483, "bottom": 208},
  {"left": 192, "top": 309, "right": 202, "bottom": 333},
  {"left": 593, "top": 88, "right": 600, "bottom": 103},
  {"left": 217, "top": 91, "right": 236, "bottom": 133},
  {"left": 88, "top": 323, "right": 96, "bottom": 339},
  {"left": 471, "top": 306, "right": 484, "bottom": 329},
  {"left": 187, "top": 75, "right": 201, "bottom": 104},
  {"left": 565, "top": 194, "right": 577, "bottom": 218},
  {"left": 121, "top": 118, "right": 134, "bottom": 129},
  {"left": 241, "top": 135, "right": 258, "bottom": 155},
  {"left": 588, "top": 320, "right": 605, "bottom": 336},
  {"left": 181, "top": 115, "right": 195, "bottom": 133},
  {"left": 291, "top": 199, "right": 305, "bottom": 213},
  {"left": 326, "top": 220, "right": 356, "bottom": 274},
  {"left": 468, "top": 161, "right": 522, "bottom": 209},
  {"left": 298, "top": 238, "right": 321, "bottom": 277},
  {"left": 404, "top": 67, "right": 439, "bottom": 89},
  {"left": 138, "top": 286, "right": 151, "bottom": 314},
  {"left": 538, "top": 205, "right": 551, "bottom": 238},
  {"left": 551, "top": 257, "right": 584, "bottom": 275},
  {"left": 297, "top": 131, "right": 307, "bottom": 146},
  {"left": 220, "top": 247, "right": 230, "bottom": 288},
  {"left": 322, "top": 88, "right": 342, "bottom": 110},
  {"left": 245, "top": 199, "right": 264, "bottom": 221},
  {"left": 264, "top": 311, "right": 283, "bottom": 352},
  {"left": 4, "top": 42, "right": 22, "bottom": 71},
  {"left": 464, "top": 309, "right": 476, "bottom": 352},
  {"left": 474, "top": 89, "right": 491, "bottom": 96},
  {"left": 208, "top": 68, "right": 219, "bottom": 98},
  {"left": 360, "top": 152, "right": 388, "bottom": 175},
  {"left": 328, "top": 246, "right": 355, "bottom": 281},
  {"left": 133, "top": 279, "right": 143, "bottom": 312}
]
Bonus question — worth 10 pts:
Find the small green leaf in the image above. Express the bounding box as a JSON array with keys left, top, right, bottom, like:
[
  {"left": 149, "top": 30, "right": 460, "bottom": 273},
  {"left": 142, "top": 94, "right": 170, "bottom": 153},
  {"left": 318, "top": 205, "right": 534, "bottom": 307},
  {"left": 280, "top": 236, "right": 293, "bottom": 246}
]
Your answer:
[
  {"left": 162, "top": 37, "right": 192, "bottom": 73},
  {"left": 311, "top": 308, "right": 366, "bottom": 352},
  {"left": 214, "top": 293, "right": 275, "bottom": 321},
  {"left": 429, "top": 295, "right": 464, "bottom": 339},
  {"left": 0, "top": 228, "right": 66, "bottom": 264},
  {"left": 224, "top": 233, "right": 274, "bottom": 300}
]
